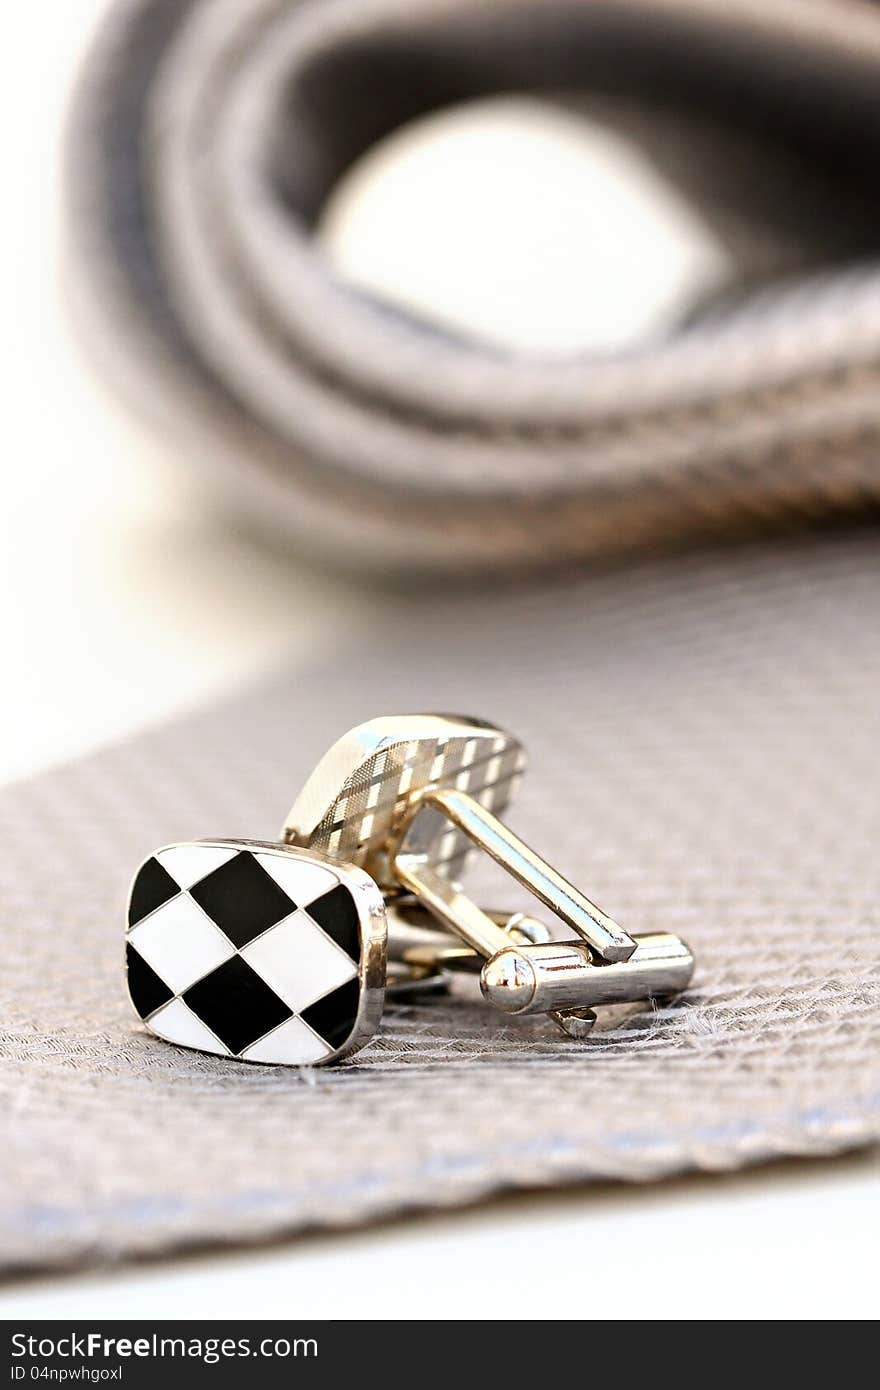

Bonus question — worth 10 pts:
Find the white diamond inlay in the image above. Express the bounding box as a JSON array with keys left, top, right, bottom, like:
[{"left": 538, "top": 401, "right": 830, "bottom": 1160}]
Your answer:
[
  {"left": 254, "top": 852, "right": 339, "bottom": 908},
  {"left": 128, "top": 894, "right": 234, "bottom": 994},
  {"left": 241, "top": 1016, "right": 331, "bottom": 1065},
  {"left": 240, "top": 910, "right": 357, "bottom": 1012},
  {"left": 156, "top": 843, "right": 238, "bottom": 891},
  {"left": 148, "top": 998, "right": 229, "bottom": 1055}
]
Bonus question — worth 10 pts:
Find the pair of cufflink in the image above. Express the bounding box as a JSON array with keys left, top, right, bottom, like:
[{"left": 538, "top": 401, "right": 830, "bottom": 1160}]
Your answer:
[{"left": 125, "top": 715, "right": 695, "bottom": 1066}]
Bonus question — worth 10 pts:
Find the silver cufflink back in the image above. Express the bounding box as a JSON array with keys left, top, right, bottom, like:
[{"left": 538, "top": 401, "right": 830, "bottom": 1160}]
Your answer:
[
  {"left": 284, "top": 715, "right": 692, "bottom": 1039},
  {"left": 126, "top": 714, "right": 694, "bottom": 1064}
]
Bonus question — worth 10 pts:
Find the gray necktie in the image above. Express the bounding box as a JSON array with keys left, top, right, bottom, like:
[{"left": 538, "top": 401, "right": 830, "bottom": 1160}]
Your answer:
[{"left": 68, "top": 0, "right": 880, "bottom": 573}]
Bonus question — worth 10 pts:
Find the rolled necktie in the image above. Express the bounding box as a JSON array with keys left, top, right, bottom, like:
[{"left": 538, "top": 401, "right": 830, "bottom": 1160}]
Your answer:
[{"left": 68, "top": 0, "right": 880, "bottom": 573}]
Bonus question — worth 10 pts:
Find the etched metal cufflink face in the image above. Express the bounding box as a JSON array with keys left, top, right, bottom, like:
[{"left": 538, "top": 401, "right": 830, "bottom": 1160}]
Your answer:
[
  {"left": 126, "top": 841, "right": 386, "bottom": 1065},
  {"left": 281, "top": 713, "right": 526, "bottom": 890}
]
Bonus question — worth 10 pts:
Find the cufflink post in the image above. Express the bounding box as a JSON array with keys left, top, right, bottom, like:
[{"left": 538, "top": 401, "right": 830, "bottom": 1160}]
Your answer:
[{"left": 395, "top": 784, "right": 636, "bottom": 962}]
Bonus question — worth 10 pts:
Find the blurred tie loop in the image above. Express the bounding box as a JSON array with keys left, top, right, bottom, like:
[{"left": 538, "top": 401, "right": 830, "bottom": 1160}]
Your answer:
[{"left": 67, "top": 0, "right": 880, "bottom": 574}]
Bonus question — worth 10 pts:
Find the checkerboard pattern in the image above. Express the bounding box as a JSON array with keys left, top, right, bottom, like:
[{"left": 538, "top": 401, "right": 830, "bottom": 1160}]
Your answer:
[
  {"left": 126, "top": 843, "right": 364, "bottom": 1064},
  {"left": 305, "top": 728, "right": 526, "bottom": 882}
]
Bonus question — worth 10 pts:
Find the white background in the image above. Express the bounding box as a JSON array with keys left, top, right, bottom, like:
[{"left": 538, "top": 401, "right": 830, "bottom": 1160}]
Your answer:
[{"left": 0, "top": 1, "right": 875, "bottom": 1320}]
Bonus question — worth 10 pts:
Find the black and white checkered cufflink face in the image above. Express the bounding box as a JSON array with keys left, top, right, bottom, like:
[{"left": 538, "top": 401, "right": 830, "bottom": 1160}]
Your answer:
[{"left": 126, "top": 842, "right": 386, "bottom": 1065}]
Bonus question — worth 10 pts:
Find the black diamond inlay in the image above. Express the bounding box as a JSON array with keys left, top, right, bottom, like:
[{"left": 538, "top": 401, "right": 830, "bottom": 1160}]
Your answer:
[
  {"left": 126, "top": 942, "right": 174, "bottom": 1018},
  {"left": 129, "top": 857, "right": 180, "bottom": 926},
  {"left": 189, "top": 852, "right": 296, "bottom": 948},
  {"left": 183, "top": 955, "right": 292, "bottom": 1055},
  {"left": 300, "top": 978, "right": 361, "bottom": 1049},
  {"left": 306, "top": 885, "right": 361, "bottom": 962}
]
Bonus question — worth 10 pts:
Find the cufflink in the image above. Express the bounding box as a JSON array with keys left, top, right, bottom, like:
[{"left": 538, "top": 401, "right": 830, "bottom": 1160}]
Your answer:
[
  {"left": 125, "top": 714, "right": 694, "bottom": 1065},
  {"left": 284, "top": 715, "right": 694, "bottom": 1038},
  {"left": 125, "top": 840, "right": 395, "bottom": 1065}
]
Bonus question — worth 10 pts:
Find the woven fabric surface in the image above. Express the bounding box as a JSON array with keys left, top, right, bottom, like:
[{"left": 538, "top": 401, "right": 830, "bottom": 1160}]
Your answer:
[{"left": 2, "top": 532, "right": 879, "bottom": 1274}]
